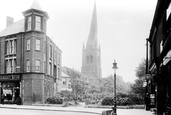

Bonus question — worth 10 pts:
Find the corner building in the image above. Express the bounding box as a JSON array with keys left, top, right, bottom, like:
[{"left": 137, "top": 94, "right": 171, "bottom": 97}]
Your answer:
[{"left": 0, "top": 1, "right": 62, "bottom": 105}]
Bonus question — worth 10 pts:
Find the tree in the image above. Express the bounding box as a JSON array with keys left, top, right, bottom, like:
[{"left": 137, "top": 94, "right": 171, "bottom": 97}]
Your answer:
[{"left": 130, "top": 59, "right": 146, "bottom": 103}]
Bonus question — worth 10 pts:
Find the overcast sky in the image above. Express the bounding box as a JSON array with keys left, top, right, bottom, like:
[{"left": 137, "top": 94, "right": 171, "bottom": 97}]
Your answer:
[{"left": 0, "top": 0, "right": 157, "bottom": 82}]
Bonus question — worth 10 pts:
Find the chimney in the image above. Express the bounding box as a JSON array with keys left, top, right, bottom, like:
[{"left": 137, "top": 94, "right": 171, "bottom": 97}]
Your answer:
[{"left": 6, "top": 16, "right": 14, "bottom": 27}]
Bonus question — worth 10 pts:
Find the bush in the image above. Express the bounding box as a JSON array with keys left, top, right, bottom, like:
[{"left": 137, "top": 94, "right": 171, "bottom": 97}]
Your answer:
[
  {"left": 46, "top": 97, "right": 63, "bottom": 104},
  {"left": 101, "top": 93, "right": 144, "bottom": 106},
  {"left": 101, "top": 97, "right": 114, "bottom": 105}
]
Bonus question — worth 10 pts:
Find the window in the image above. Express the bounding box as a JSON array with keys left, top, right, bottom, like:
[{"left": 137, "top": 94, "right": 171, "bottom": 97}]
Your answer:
[
  {"left": 36, "top": 39, "right": 40, "bottom": 50},
  {"left": 26, "top": 60, "right": 30, "bottom": 72},
  {"left": 35, "top": 16, "right": 41, "bottom": 30},
  {"left": 49, "top": 44, "right": 52, "bottom": 59},
  {"left": 35, "top": 60, "right": 40, "bottom": 72},
  {"left": 14, "top": 39, "right": 17, "bottom": 53},
  {"left": 63, "top": 78, "right": 66, "bottom": 85},
  {"left": 27, "top": 16, "right": 32, "bottom": 30},
  {"left": 5, "top": 41, "right": 9, "bottom": 54},
  {"left": 26, "top": 39, "right": 30, "bottom": 50},
  {"left": 14, "top": 59, "right": 17, "bottom": 72},
  {"left": 6, "top": 59, "right": 14, "bottom": 73},
  {"left": 5, "top": 39, "right": 17, "bottom": 55},
  {"left": 5, "top": 60, "right": 8, "bottom": 73},
  {"left": 10, "top": 40, "right": 14, "bottom": 54},
  {"left": 49, "top": 62, "right": 52, "bottom": 75}
]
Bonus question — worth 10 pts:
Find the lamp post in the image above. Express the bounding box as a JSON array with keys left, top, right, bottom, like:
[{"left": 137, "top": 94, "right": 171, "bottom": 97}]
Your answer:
[{"left": 112, "top": 59, "right": 118, "bottom": 115}]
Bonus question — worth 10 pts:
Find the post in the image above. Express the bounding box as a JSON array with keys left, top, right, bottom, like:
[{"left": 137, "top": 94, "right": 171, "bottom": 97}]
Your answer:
[
  {"left": 112, "top": 59, "right": 118, "bottom": 115},
  {"left": 114, "top": 70, "right": 117, "bottom": 114}
]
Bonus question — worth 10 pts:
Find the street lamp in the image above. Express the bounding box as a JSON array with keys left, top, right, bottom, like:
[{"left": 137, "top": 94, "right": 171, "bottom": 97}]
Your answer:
[{"left": 112, "top": 59, "right": 118, "bottom": 115}]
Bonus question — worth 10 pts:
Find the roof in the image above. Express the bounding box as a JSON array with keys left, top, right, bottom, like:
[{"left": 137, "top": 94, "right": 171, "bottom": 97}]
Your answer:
[
  {"left": 0, "top": 19, "right": 24, "bottom": 37},
  {"left": 29, "top": 0, "right": 43, "bottom": 11},
  {"left": 62, "top": 72, "right": 70, "bottom": 78}
]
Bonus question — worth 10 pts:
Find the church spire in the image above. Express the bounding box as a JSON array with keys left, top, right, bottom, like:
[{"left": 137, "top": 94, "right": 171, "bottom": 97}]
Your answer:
[{"left": 86, "top": 2, "right": 98, "bottom": 49}]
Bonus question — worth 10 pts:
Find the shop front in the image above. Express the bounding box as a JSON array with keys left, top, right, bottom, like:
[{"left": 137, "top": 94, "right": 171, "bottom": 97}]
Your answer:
[{"left": 0, "top": 74, "right": 21, "bottom": 104}]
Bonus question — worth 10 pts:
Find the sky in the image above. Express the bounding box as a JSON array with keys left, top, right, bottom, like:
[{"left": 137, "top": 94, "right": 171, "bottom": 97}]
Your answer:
[{"left": 0, "top": 0, "right": 157, "bottom": 83}]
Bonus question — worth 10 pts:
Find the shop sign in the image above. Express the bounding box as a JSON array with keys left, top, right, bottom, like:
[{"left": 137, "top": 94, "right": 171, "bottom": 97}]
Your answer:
[{"left": 0, "top": 74, "right": 20, "bottom": 81}]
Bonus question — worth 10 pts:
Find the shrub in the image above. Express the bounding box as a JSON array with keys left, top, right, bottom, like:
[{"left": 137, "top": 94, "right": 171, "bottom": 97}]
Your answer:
[
  {"left": 46, "top": 97, "right": 63, "bottom": 104},
  {"left": 101, "top": 97, "right": 114, "bottom": 105}
]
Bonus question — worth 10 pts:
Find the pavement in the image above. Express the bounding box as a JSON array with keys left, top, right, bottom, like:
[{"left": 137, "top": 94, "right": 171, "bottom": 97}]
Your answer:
[
  {"left": 0, "top": 104, "right": 154, "bottom": 115},
  {"left": 0, "top": 104, "right": 109, "bottom": 114}
]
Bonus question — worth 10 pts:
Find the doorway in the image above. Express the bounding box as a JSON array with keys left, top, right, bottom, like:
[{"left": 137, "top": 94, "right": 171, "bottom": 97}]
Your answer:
[{"left": 1, "top": 82, "right": 20, "bottom": 104}]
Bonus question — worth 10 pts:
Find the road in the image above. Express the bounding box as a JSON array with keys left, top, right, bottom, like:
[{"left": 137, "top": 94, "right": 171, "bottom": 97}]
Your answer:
[
  {"left": 0, "top": 107, "right": 153, "bottom": 115},
  {"left": 0, "top": 108, "right": 99, "bottom": 115}
]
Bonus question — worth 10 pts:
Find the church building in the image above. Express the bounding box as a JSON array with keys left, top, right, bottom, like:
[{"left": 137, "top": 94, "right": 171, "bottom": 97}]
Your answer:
[{"left": 81, "top": 3, "right": 102, "bottom": 79}]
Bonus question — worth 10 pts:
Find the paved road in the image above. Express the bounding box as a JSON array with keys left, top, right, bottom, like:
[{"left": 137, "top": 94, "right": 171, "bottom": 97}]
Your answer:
[
  {"left": 0, "top": 104, "right": 154, "bottom": 115},
  {"left": 0, "top": 108, "right": 98, "bottom": 115}
]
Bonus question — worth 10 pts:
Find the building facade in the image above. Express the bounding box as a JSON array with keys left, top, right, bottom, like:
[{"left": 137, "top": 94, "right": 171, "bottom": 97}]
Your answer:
[
  {"left": 61, "top": 72, "right": 72, "bottom": 92},
  {"left": 146, "top": 0, "right": 171, "bottom": 114},
  {"left": 0, "top": 1, "right": 62, "bottom": 105},
  {"left": 81, "top": 3, "right": 102, "bottom": 79}
]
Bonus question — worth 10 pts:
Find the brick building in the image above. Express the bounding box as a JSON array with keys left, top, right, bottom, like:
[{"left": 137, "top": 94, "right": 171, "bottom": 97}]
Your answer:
[
  {"left": 0, "top": 1, "right": 62, "bottom": 105},
  {"left": 146, "top": 0, "right": 171, "bottom": 114}
]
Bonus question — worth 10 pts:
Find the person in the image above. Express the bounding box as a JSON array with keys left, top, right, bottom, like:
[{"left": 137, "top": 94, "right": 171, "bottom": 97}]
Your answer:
[{"left": 1, "top": 94, "right": 5, "bottom": 105}]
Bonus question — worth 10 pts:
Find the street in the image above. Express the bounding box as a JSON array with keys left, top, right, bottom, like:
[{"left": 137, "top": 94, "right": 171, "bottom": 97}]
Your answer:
[
  {"left": 0, "top": 106, "right": 153, "bottom": 115},
  {"left": 0, "top": 108, "right": 99, "bottom": 115}
]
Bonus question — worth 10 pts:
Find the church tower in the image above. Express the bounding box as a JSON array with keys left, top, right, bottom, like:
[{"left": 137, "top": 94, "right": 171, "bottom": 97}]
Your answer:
[{"left": 81, "top": 3, "right": 102, "bottom": 78}]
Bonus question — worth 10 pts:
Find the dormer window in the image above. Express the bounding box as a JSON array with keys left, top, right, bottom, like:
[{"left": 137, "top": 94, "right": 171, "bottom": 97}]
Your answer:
[
  {"left": 35, "top": 16, "right": 41, "bottom": 31},
  {"left": 27, "top": 16, "right": 32, "bottom": 30}
]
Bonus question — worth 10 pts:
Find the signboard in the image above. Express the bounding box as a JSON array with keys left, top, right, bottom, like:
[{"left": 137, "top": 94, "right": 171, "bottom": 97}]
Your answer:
[{"left": 0, "top": 74, "right": 20, "bottom": 81}]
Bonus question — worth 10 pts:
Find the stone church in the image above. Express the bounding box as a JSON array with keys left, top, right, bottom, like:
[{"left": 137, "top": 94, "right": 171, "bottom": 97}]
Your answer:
[{"left": 81, "top": 3, "right": 102, "bottom": 79}]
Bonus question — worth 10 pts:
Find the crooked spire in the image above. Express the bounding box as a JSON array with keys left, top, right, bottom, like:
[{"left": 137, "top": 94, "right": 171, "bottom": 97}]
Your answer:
[{"left": 86, "top": 2, "right": 98, "bottom": 49}]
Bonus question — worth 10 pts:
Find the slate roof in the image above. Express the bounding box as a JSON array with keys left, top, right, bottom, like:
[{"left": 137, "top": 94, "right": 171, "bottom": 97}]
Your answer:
[
  {"left": 29, "top": 0, "right": 43, "bottom": 11},
  {"left": 0, "top": 19, "right": 24, "bottom": 37}
]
